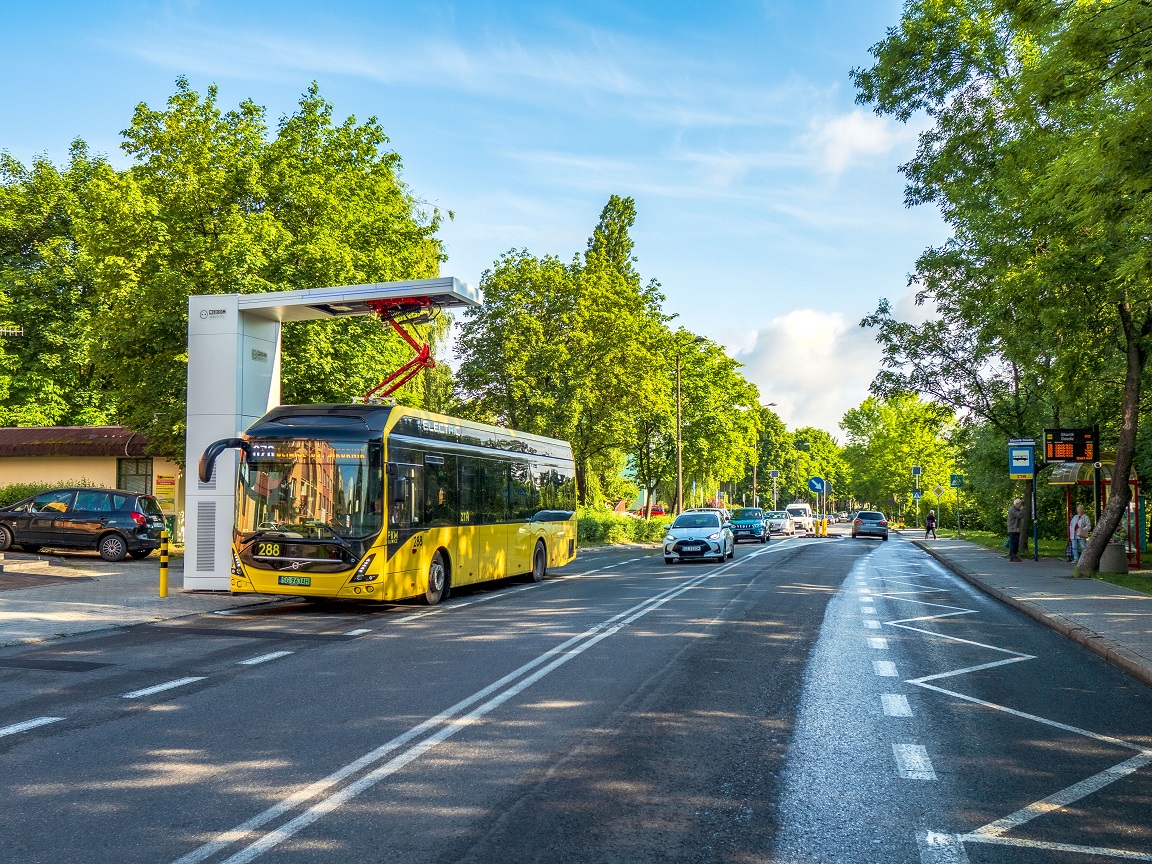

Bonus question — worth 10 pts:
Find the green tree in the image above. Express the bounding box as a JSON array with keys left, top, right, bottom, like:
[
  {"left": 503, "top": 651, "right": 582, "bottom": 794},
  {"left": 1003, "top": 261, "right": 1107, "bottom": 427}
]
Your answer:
[
  {"left": 854, "top": 0, "right": 1152, "bottom": 572},
  {"left": 0, "top": 144, "right": 116, "bottom": 425},
  {"left": 455, "top": 196, "right": 669, "bottom": 504},
  {"left": 77, "top": 79, "right": 446, "bottom": 458},
  {"left": 841, "top": 394, "right": 957, "bottom": 522}
]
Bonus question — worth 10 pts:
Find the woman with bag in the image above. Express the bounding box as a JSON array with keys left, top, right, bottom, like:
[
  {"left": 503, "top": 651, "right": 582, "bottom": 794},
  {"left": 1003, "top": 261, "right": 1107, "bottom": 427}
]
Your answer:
[
  {"left": 925, "top": 510, "right": 938, "bottom": 540},
  {"left": 1068, "top": 504, "right": 1092, "bottom": 563}
]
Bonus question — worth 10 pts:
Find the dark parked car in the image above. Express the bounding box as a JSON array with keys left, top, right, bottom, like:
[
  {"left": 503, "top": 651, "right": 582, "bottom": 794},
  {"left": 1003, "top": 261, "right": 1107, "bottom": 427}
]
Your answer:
[
  {"left": 0, "top": 488, "right": 165, "bottom": 561},
  {"left": 851, "top": 510, "right": 890, "bottom": 541}
]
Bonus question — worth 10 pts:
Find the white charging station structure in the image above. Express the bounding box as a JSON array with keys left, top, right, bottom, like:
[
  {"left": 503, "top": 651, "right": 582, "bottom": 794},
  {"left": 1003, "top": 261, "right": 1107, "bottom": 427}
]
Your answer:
[{"left": 184, "top": 278, "right": 481, "bottom": 591}]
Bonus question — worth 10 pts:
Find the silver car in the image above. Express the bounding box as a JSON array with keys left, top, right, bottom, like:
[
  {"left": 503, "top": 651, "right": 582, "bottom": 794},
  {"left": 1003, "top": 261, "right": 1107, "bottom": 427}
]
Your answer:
[
  {"left": 765, "top": 510, "right": 794, "bottom": 535},
  {"left": 664, "top": 511, "right": 734, "bottom": 563},
  {"left": 851, "top": 510, "right": 890, "bottom": 541}
]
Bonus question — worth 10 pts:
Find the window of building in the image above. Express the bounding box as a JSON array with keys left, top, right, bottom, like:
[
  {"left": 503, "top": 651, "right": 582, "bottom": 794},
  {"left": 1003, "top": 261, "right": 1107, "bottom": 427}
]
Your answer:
[{"left": 117, "top": 458, "right": 152, "bottom": 494}]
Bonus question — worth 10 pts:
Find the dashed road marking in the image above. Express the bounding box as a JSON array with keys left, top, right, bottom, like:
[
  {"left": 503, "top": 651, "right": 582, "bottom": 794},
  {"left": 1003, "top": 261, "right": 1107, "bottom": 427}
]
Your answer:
[
  {"left": 864, "top": 620, "right": 881, "bottom": 629},
  {"left": 874, "top": 661, "right": 899, "bottom": 677},
  {"left": 881, "top": 694, "right": 913, "bottom": 717},
  {"left": 343, "top": 629, "right": 372, "bottom": 636},
  {"left": 239, "top": 651, "right": 294, "bottom": 666},
  {"left": 868, "top": 637, "right": 889, "bottom": 649},
  {"left": 122, "top": 677, "right": 206, "bottom": 700},
  {"left": 893, "top": 743, "right": 936, "bottom": 780},
  {"left": 0, "top": 716, "right": 64, "bottom": 737},
  {"left": 861, "top": 605, "right": 876, "bottom": 614}
]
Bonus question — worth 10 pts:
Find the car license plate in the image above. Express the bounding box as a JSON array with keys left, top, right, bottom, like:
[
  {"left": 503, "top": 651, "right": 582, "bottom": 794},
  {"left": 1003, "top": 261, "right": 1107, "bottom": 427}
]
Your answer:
[
  {"left": 683, "top": 544, "right": 702, "bottom": 550},
  {"left": 278, "top": 575, "right": 311, "bottom": 586}
]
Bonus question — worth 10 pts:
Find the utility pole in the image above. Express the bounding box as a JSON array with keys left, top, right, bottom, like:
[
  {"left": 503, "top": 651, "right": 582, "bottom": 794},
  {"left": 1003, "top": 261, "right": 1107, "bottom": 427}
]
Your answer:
[
  {"left": 675, "top": 335, "right": 706, "bottom": 514},
  {"left": 753, "top": 462, "right": 758, "bottom": 509}
]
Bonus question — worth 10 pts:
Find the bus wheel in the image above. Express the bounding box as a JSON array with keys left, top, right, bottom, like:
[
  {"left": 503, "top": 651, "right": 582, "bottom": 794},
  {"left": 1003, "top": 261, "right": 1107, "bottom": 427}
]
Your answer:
[
  {"left": 530, "top": 541, "right": 547, "bottom": 583},
  {"left": 423, "top": 551, "right": 447, "bottom": 605}
]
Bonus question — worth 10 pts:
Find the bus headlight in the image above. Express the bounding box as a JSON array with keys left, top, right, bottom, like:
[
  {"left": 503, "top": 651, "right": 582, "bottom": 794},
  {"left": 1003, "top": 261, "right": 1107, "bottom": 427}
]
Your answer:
[
  {"left": 231, "top": 550, "right": 243, "bottom": 576},
  {"left": 349, "top": 554, "right": 377, "bottom": 582}
]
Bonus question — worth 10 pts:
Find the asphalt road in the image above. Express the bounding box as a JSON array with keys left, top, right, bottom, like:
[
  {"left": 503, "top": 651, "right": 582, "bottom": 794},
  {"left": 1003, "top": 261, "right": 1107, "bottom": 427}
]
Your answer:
[{"left": 0, "top": 532, "right": 1150, "bottom": 863}]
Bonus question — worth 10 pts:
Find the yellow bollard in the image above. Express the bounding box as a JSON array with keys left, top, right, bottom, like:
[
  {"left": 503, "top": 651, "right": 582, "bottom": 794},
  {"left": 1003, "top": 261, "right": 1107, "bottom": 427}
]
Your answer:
[{"left": 159, "top": 529, "right": 169, "bottom": 598}]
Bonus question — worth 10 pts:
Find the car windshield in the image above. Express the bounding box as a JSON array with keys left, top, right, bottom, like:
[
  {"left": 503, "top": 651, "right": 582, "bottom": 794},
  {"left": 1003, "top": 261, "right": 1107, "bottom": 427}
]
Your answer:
[
  {"left": 237, "top": 439, "right": 384, "bottom": 540},
  {"left": 767, "top": 511, "right": 788, "bottom": 519},
  {"left": 858, "top": 511, "right": 885, "bottom": 521},
  {"left": 785, "top": 506, "right": 807, "bottom": 516},
  {"left": 732, "top": 509, "right": 762, "bottom": 520},
  {"left": 672, "top": 513, "right": 720, "bottom": 529}
]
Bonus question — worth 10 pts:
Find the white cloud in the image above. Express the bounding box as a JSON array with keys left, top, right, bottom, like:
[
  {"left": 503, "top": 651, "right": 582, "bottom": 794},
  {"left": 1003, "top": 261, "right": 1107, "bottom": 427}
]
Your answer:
[
  {"left": 805, "top": 109, "right": 914, "bottom": 175},
  {"left": 731, "top": 307, "right": 882, "bottom": 436}
]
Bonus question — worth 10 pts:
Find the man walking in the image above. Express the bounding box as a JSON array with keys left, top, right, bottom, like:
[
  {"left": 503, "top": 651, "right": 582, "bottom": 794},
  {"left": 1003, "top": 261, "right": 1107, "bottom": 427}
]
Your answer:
[
  {"left": 925, "top": 509, "right": 938, "bottom": 540},
  {"left": 1069, "top": 504, "right": 1092, "bottom": 563},
  {"left": 1007, "top": 498, "right": 1025, "bottom": 562}
]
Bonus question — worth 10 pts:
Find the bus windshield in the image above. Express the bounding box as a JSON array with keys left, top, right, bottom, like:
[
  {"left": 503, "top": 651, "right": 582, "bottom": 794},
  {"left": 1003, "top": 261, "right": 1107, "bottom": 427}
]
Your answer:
[{"left": 237, "top": 439, "right": 383, "bottom": 540}]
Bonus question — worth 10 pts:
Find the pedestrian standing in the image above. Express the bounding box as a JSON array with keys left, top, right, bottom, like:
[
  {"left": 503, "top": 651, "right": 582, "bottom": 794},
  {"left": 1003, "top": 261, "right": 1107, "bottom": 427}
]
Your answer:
[
  {"left": 1007, "top": 498, "right": 1025, "bottom": 562},
  {"left": 925, "top": 509, "right": 938, "bottom": 540},
  {"left": 1069, "top": 504, "right": 1092, "bottom": 563}
]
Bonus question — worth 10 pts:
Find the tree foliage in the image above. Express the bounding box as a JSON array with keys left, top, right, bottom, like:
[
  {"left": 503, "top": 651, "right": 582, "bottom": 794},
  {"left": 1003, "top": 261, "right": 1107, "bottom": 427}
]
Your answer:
[
  {"left": 0, "top": 79, "right": 448, "bottom": 458},
  {"left": 854, "top": 0, "right": 1152, "bottom": 571}
]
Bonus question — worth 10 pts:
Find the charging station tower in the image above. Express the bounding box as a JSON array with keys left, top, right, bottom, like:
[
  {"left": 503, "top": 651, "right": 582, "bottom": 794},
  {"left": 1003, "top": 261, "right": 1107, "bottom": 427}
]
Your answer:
[{"left": 184, "top": 278, "right": 481, "bottom": 591}]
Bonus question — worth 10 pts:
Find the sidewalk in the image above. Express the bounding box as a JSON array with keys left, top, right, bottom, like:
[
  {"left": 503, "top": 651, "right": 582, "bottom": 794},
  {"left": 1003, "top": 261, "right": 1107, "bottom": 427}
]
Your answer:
[
  {"left": 908, "top": 533, "right": 1152, "bottom": 688},
  {"left": 0, "top": 550, "right": 279, "bottom": 648}
]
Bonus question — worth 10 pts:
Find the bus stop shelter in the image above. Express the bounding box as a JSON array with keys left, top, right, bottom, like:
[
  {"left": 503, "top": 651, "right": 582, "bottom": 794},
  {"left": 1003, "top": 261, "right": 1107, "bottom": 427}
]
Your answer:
[{"left": 1047, "top": 460, "right": 1143, "bottom": 567}]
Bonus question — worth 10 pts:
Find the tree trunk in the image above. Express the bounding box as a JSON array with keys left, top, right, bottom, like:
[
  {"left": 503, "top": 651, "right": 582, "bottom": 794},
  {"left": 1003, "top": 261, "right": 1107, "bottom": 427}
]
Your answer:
[
  {"left": 1078, "top": 302, "right": 1148, "bottom": 574},
  {"left": 575, "top": 459, "right": 588, "bottom": 507}
]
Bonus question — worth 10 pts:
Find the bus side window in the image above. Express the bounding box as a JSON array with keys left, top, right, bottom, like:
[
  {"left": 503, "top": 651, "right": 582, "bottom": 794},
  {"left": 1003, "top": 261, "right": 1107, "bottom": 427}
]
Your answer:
[
  {"left": 479, "top": 459, "right": 510, "bottom": 524},
  {"left": 388, "top": 463, "right": 423, "bottom": 529},
  {"left": 459, "top": 458, "right": 478, "bottom": 525},
  {"left": 423, "top": 454, "right": 458, "bottom": 526}
]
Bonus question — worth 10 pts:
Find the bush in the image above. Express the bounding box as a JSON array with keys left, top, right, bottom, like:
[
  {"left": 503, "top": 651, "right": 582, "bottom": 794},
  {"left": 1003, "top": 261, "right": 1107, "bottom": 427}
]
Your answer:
[
  {"left": 577, "top": 507, "right": 669, "bottom": 546},
  {"left": 0, "top": 479, "right": 97, "bottom": 507}
]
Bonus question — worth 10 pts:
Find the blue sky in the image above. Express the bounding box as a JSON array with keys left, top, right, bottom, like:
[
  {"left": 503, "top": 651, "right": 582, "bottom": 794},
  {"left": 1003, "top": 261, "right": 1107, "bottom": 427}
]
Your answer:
[{"left": 1, "top": 0, "right": 946, "bottom": 433}]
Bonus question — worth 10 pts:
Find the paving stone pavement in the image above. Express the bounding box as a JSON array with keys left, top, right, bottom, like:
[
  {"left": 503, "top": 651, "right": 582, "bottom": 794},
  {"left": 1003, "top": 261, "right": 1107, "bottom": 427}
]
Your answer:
[
  {"left": 0, "top": 550, "right": 283, "bottom": 647},
  {"left": 910, "top": 534, "right": 1152, "bottom": 688}
]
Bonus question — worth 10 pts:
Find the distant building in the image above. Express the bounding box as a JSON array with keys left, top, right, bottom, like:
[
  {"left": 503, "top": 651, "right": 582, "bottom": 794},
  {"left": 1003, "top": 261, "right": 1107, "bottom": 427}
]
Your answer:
[{"left": 0, "top": 426, "right": 184, "bottom": 537}]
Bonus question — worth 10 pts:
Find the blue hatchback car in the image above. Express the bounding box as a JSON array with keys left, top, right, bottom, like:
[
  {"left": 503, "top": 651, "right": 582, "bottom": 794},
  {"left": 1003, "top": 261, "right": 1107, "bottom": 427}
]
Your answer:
[{"left": 729, "top": 507, "right": 770, "bottom": 544}]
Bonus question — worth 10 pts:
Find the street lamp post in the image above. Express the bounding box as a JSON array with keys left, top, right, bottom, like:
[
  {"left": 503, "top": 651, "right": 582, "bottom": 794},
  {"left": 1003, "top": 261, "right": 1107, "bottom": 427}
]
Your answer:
[
  {"left": 676, "top": 336, "right": 706, "bottom": 514},
  {"left": 751, "top": 402, "right": 776, "bottom": 510}
]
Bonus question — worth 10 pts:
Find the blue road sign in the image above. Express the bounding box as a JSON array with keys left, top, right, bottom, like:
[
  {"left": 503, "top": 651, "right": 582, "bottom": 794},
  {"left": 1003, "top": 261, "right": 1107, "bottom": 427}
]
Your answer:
[
  {"left": 808, "top": 476, "right": 825, "bottom": 494},
  {"left": 1009, "top": 444, "right": 1035, "bottom": 480},
  {"left": 912, "top": 489, "right": 923, "bottom": 500},
  {"left": 769, "top": 469, "right": 779, "bottom": 479},
  {"left": 950, "top": 474, "right": 965, "bottom": 488}
]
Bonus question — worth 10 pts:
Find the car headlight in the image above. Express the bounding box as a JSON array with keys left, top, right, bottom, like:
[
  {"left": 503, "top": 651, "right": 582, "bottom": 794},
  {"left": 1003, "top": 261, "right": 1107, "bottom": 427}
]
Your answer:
[
  {"left": 664, "top": 534, "right": 676, "bottom": 543},
  {"left": 707, "top": 532, "right": 720, "bottom": 540}
]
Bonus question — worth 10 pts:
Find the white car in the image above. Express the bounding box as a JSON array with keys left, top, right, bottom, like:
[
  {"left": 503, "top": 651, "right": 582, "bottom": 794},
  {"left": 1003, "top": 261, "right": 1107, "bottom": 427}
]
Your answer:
[
  {"left": 765, "top": 510, "right": 794, "bottom": 535},
  {"left": 785, "top": 503, "right": 815, "bottom": 535},
  {"left": 664, "top": 511, "right": 734, "bottom": 564}
]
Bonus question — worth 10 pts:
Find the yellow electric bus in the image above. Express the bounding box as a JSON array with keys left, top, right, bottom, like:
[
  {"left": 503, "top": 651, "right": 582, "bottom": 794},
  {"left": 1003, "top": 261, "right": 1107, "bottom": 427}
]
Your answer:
[{"left": 199, "top": 404, "right": 578, "bottom": 604}]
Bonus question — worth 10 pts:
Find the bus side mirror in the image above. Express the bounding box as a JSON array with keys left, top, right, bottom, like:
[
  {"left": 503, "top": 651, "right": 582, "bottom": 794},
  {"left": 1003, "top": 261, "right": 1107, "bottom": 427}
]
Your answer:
[
  {"left": 199, "top": 438, "right": 248, "bottom": 484},
  {"left": 390, "top": 477, "right": 408, "bottom": 505}
]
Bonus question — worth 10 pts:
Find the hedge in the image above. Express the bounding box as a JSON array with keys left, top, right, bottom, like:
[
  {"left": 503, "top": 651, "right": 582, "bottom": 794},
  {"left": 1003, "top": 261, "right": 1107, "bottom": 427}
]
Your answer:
[
  {"left": 0, "top": 479, "right": 97, "bottom": 508},
  {"left": 576, "top": 508, "right": 669, "bottom": 545}
]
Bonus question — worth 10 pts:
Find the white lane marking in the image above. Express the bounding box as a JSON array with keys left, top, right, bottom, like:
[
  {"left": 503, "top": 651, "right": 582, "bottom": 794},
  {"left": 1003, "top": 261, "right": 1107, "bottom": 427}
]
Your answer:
[
  {"left": 868, "top": 637, "right": 889, "bottom": 649},
  {"left": 873, "top": 661, "right": 899, "bottom": 677},
  {"left": 881, "top": 694, "right": 913, "bottom": 717},
  {"left": 122, "top": 677, "right": 206, "bottom": 700},
  {"left": 864, "top": 620, "right": 881, "bottom": 629},
  {"left": 960, "top": 834, "right": 1152, "bottom": 861},
  {"left": 893, "top": 743, "right": 937, "bottom": 780},
  {"left": 0, "top": 716, "right": 64, "bottom": 737},
  {"left": 917, "top": 830, "right": 970, "bottom": 863},
  {"left": 238, "top": 651, "right": 294, "bottom": 666},
  {"left": 971, "top": 751, "right": 1152, "bottom": 838},
  {"left": 173, "top": 547, "right": 775, "bottom": 864},
  {"left": 343, "top": 629, "right": 371, "bottom": 636},
  {"left": 861, "top": 606, "right": 876, "bottom": 614},
  {"left": 909, "top": 656, "right": 1032, "bottom": 685}
]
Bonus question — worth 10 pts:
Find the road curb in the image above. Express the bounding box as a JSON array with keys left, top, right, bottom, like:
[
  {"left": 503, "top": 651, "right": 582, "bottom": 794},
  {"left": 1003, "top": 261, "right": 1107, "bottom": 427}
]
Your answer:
[{"left": 913, "top": 539, "right": 1152, "bottom": 690}]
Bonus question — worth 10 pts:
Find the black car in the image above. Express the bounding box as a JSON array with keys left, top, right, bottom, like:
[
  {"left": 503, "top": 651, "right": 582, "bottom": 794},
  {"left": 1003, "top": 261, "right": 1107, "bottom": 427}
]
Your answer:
[{"left": 0, "top": 488, "right": 165, "bottom": 561}]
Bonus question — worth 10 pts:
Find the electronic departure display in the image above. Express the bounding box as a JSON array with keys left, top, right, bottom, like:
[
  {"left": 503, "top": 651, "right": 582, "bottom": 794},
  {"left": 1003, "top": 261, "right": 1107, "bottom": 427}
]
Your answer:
[{"left": 1043, "top": 428, "right": 1097, "bottom": 462}]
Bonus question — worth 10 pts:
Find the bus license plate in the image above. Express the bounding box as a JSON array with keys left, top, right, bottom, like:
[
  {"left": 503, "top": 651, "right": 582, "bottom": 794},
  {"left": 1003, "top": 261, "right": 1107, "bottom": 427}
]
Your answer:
[{"left": 278, "top": 575, "right": 311, "bottom": 586}]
